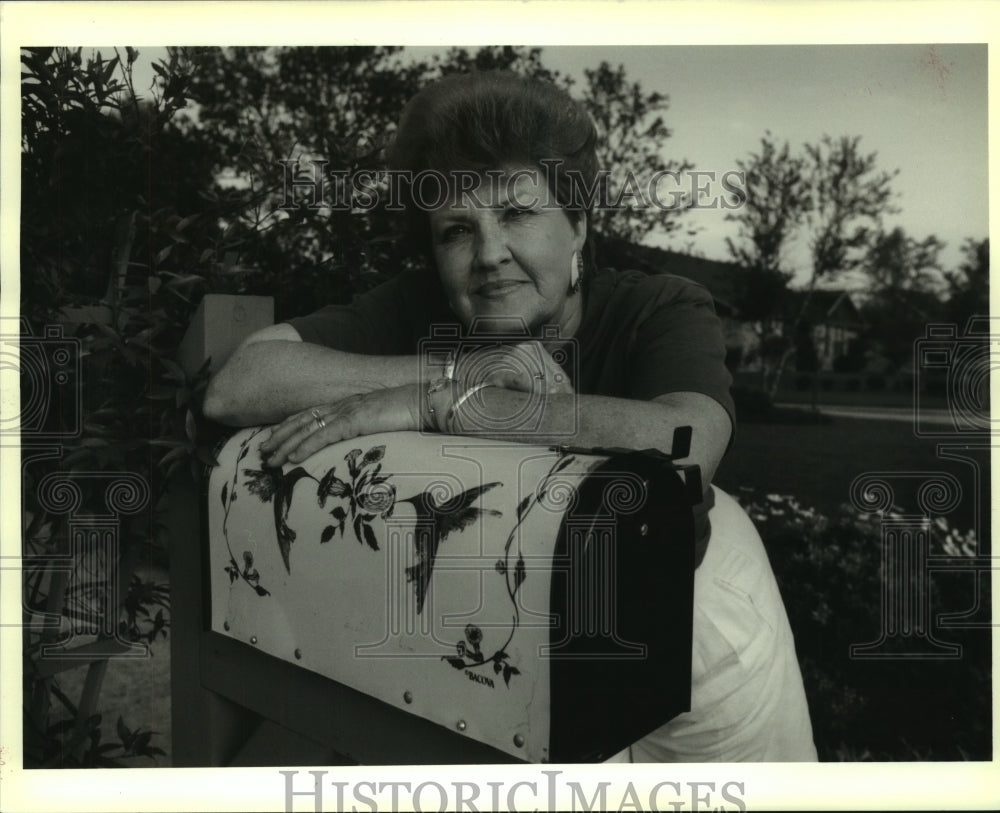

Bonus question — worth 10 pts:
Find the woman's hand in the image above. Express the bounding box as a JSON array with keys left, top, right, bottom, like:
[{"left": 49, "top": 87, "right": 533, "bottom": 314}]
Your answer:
[
  {"left": 259, "top": 384, "right": 421, "bottom": 467},
  {"left": 455, "top": 341, "right": 574, "bottom": 396}
]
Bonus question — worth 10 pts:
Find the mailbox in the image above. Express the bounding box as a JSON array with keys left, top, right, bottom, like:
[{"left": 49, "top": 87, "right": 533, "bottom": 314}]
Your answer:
[{"left": 207, "top": 428, "right": 697, "bottom": 763}]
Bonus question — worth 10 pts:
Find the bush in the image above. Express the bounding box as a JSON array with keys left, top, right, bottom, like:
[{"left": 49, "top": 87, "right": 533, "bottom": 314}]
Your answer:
[
  {"left": 732, "top": 386, "right": 774, "bottom": 419},
  {"left": 724, "top": 345, "right": 744, "bottom": 374},
  {"left": 866, "top": 374, "right": 886, "bottom": 391},
  {"left": 738, "top": 490, "right": 991, "bottom": 760},
  {"left": 20, "top": 45, "right": 208, "bottom": 769},
  {"left": 794, "top": 334, "right": 819, "bottom": 373},
  {"left": 832, "top": 338, "right": 867, "bottom": 374}
]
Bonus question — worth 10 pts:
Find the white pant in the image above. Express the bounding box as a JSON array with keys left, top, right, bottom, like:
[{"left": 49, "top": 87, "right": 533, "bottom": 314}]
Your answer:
[{"left": 608, "top": 487, "right": 817, "bottom": 762}]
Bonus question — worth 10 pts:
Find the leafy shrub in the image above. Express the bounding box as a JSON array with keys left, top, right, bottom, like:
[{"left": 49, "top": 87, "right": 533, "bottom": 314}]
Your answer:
[
  {"left": 738, "top": 490, "right": 991, "bottom": 760},
  {"left": 732, "top": 386, "right": 774, "bottom": 418},
  {"left": 892, "top": 373, "right": 913, "bottom": 393},
  {"left": 724, "top": 345, "right": 744, "bottom": 373},
  {"left": 20, "top": 46, "right": 210, "bottom": 769},
  {"left": 832, "top": 338, "right": 867, "bottom": 374},
  {"left": 794, "top": 332, "right": 819, "bottom": 373}
]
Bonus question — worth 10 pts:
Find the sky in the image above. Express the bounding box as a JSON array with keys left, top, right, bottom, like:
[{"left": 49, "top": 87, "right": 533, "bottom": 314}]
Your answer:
[{"left": 126, "top": 43, "right": 987, "bottom": 290}]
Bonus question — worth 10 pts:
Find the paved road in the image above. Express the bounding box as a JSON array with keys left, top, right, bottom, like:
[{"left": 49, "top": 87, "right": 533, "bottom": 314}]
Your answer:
[{"left": 774, "top": 403, "right": 964, "bottom": 425}]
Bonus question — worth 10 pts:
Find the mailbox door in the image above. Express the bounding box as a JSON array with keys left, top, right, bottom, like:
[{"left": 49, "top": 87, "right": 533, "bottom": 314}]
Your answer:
[{"left": 548, "top": 452, "right": 695, "bottom": 762}]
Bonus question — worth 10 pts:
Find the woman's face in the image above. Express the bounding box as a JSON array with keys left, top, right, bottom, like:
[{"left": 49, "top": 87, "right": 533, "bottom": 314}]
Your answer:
[{"left": 428, "top": 166, "right": 586, "bottom": 337}]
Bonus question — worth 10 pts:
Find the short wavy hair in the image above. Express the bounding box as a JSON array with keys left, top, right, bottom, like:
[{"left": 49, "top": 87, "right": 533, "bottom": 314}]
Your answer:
[{"left": 387, "top": 70, "right": 599, "bottom": 261}]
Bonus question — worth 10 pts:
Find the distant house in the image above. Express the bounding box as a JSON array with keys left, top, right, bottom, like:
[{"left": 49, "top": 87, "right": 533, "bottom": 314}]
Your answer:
[
  {"left": 781, "top": 289, "right": 864, "bottom": 372},
  {"left": 597, "top": 237, "right": 863, "bottom": 372}
]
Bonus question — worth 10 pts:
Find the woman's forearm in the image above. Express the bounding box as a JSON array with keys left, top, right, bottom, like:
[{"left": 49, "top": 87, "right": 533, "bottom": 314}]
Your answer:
[
  {"left": 443, "top": 389, "right": 732, "bottom": 486},
  {"left": 203, "top": 337, "right": 436, "bottom": 427}
]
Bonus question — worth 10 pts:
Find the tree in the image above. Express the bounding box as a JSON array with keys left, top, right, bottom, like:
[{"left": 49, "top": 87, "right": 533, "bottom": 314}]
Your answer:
[
  {"left": 755, "top": 135, "right": 897, "bottom": 396},
  {"left": 179, "top": 46, "right": 435, "bottom": 319},
  {"left": 944, "top": 237, "right": 989, "bottom": 326},
  {"left": 725, "top": 134, "right": 811, "bottom": 391},
  {"left": 437, "top": 45, "right": 566, "bottom": 86},
  {"left": 20, "top": 47, "right": 208, "bottom": 314},
  {"left": 579, "top": 62, "right": 693, "bottom": 248},
  {"left": 857, "top": 227, "right": 947, "bottom": 370},
  {"left": 726, "top": 134, "right": 810, "bottom": 280},
  {"left": 727, "top": 134, "right": 897, "bottom": 396},
  {"left": 863, "top": 226, "right": 945, "bottom": 295},
  {"left": 860, "top": 226, "right": 946, "bottom": 368},
  {"left": 804, "top": 135, "right": 898, "bottom": 284},
  {"left": 764, "top": 135, "right": 900, "bottom": 388},
  {"left": 860, "top": 288, "right": 946, "bottom": 371}
]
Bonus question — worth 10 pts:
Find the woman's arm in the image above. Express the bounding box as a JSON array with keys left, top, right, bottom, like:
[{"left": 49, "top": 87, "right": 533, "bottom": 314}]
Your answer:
[
  {"left": 202, "top": 323, "right": 440, "bottom": 426},
  {"left": 261, "top": 384, "right": 731, "bottom": 489},
  {"left": 442, "top": 388, "right": 732, "bottom": 486}
]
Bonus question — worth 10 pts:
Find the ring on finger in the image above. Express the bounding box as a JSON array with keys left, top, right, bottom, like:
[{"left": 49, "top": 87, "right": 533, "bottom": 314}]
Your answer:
[{"left": 310, "top": 408, "right": 327, "bottom": 430}]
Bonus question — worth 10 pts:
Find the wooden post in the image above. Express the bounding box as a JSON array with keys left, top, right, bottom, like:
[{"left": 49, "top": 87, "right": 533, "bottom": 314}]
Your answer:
[
  {"left": 177, "top": 294, "right": 273, "bottom": 377},
  {"left": 168, "top": 294, "right": 274, "bottom": 765},
  {"left": 167, "top": 465, "right": 257, "bottom": 765}
]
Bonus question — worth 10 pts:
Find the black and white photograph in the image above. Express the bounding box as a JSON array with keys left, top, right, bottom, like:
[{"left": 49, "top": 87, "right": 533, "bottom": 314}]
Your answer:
[{"left": 1, "top": 2, "right": 996, "bottom": 811}]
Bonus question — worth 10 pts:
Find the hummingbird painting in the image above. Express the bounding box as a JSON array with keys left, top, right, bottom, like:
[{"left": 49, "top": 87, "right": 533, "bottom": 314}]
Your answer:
[{"left": 397, "top": 481, "right": 503, "bottom": 614}]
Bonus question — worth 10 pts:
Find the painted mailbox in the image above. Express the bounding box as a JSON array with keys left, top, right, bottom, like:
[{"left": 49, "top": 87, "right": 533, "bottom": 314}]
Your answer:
[{"left": 208, "top": 429, "right": 696, "bottom": 762}]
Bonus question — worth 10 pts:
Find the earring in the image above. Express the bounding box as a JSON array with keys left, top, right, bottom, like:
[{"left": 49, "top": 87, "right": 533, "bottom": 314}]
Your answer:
[{"left": 568, "top": 251, "right": 583, "bottom": 295}]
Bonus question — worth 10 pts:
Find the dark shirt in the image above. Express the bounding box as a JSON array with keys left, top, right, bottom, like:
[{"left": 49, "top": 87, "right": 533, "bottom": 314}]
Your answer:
[{"left": 288, "top": 266, "right": 735, "bottom": 565}]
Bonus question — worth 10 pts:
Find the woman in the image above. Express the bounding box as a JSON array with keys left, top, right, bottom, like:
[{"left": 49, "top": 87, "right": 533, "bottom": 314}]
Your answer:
[{"left": 204, "top": 71, "right": 816, "bottom": 762}]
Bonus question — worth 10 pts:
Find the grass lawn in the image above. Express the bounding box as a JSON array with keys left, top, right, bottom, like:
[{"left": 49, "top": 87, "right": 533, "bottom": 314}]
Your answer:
[
  {"left": 715, "top": 414, "right": 991, "bottom": 761},
  {"left": 773, "top": 390, "right": 948, "bottom": 409},
  {"left": 714, "top": 415, "right": 986, "bottom": 533}
]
